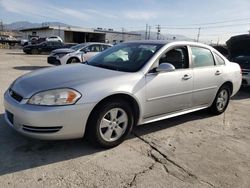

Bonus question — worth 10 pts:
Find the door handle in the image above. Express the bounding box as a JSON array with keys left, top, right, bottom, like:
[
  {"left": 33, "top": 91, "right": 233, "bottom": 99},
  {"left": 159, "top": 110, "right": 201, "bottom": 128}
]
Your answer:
[
  {"left": 182, "top": 74, "right": 192, "bottom": 80},
  {"left": 215, "top": 70, "right": 222, "bottom": 75}
]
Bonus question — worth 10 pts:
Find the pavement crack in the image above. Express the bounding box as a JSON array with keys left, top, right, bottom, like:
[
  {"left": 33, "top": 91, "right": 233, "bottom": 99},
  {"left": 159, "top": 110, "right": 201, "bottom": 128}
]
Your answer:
[
  {"left": 126, "top": 163, "right": 155, "bottom": 187},
  {"left": 133, "top": 132, "right": 217, "bottom": 187}
]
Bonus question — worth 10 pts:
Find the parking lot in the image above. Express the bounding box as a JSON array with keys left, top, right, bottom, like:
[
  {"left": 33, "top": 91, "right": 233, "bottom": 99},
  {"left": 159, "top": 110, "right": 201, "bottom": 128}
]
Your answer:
[{"left": 0, "top": 48, "right": 250, "bottom": 188}]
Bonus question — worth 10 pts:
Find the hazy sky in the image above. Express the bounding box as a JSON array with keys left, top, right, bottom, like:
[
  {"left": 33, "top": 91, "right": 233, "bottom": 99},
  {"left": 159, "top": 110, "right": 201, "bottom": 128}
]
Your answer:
[{"left": 1, "top": 0, "right": 250, "bottom": 43}]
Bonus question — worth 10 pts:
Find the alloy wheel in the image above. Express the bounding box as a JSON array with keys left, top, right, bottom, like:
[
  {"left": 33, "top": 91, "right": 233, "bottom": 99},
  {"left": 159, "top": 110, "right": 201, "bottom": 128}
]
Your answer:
[
  {"left": 99, "top": 108, "right": 128, "bottom": 142},
  {"left": 216, "top": 89, "right": 229, "bottom": 111}
]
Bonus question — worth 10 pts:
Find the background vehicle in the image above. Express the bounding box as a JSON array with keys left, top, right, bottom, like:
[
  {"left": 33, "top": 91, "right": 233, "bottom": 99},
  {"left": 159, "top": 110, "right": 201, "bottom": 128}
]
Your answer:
[
  {"left": 231, "top": 56, "right": 250, "bottom": 86},
  {"left": 227, "top": 34, "right": 250, "bottom": 86},
  {"left": 46, "top": 36, "right": 63, "bottom": 43},
  {"left": 4, "top": 41, "right": 241, "bottom": 148},
  {"left": 47, "top": 42, "right": 112, "bottom": 65},
  {"left": 0, "top": 35, "right": 20, "bottom": 46},
  {"left": 23, "top": 41, "right": 73, "bottom": 54}
]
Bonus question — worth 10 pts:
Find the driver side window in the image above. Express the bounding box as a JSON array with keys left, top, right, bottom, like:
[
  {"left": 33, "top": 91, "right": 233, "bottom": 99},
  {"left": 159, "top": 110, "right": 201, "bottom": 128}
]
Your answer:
[{"left": 159, "top": 46, "right": 189, "bottom": 69}]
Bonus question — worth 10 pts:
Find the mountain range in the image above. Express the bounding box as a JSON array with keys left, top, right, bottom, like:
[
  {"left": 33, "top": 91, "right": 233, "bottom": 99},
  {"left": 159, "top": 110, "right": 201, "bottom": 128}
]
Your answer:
[
  {"left": 3, "top": 21, "right": 191, "bottom": 41},
  {"left": 3, "top": 21, "right": 70, "bottom": 31}
]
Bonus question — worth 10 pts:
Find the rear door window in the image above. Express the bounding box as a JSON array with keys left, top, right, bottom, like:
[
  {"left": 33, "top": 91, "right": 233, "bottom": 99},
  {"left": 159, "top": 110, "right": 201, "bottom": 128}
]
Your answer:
[
  {"left": 191, "top": 47, "right": 215, "bottom": 68},
  {"left": 214, "top": 53, "right": 225, "bottom": 65}
]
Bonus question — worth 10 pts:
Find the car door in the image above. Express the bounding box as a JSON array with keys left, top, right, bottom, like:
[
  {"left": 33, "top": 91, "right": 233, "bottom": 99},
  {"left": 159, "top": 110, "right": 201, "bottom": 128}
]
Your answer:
[
  {"left": 43, "top": 42, "right": 53, "bottom": 53},
  {"left": 190, "top": 46, "right": 224, "bottom": 107},
  {"left": 83, "top": 44, "right": 101, "bottom": 61},
  {"left": 144, "top": 46, "right": 193, "bottom": 118}
]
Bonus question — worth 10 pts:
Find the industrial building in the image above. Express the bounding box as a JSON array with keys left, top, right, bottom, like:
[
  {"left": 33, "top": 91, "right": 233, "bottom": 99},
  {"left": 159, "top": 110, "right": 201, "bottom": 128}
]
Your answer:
[{"left": 20, "top": 26, "right": 141, "bottom": 43}]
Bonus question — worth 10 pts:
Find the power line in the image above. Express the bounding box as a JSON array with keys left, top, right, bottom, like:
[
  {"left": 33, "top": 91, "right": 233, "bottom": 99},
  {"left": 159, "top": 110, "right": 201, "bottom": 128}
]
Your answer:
[
  {"left": 160, "top": 22, "right": 250, "bottom": 30},
  {"left": 155, "top": 17, "right": 250, "bottom": 27}
]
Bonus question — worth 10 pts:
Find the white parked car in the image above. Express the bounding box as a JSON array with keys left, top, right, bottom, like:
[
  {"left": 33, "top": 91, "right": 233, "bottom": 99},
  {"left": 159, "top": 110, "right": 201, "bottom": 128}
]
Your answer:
[
  {"left": 4, "top": 41, "right": 241, "bottom": 148},
  {"left": 47, "top": 43, "right": 112, "bottom": 65},
  {"left": 46, "top": 36, "right": 63, "bottom": 43}
]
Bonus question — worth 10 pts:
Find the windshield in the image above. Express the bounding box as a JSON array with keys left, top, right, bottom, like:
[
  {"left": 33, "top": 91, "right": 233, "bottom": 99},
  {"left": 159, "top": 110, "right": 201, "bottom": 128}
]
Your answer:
[
  {"left": 87, "top": 43, "right": 163, "bottom": 72},
  {"left": 70, "top": 43, "right": 87, "bottom": 51}
]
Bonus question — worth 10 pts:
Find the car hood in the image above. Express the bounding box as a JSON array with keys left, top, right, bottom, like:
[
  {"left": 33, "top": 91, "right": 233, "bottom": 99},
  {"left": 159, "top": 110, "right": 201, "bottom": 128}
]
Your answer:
[
  {"left": 52, "top": 48, "right": 75, "bottom": 54},
  {"left": 11, "top": 64, "right": 127, "bottom": 98}
]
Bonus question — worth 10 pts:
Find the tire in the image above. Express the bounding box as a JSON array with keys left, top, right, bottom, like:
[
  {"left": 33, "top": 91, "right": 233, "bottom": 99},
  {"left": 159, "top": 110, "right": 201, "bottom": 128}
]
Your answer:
[
  {"left": 67, "top": 57, "right": 80, "bottom": 64},
  {"left": 31, "top": 49, "right": 39, "bottom": 54},
  {"left": 87, "top": 99, "right": 134, "bottom": 148},
  {"left": 209, "top": 85, "right": 230, "bottom": 115}
]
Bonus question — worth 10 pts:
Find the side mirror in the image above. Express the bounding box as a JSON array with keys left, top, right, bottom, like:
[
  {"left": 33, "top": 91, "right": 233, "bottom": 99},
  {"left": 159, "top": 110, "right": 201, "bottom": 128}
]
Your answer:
[
  {"left": 156, "top": 63, "right": 175, "bottom": 72},
  {"left": 84, "top": 48, "right": 90, "bottom": 53}
]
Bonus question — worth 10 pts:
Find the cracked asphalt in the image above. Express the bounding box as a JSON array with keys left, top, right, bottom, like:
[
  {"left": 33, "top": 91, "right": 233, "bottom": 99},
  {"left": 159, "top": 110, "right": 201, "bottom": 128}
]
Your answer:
[{"left": 0, "top": 49, "right": 250, "bottom": 188}]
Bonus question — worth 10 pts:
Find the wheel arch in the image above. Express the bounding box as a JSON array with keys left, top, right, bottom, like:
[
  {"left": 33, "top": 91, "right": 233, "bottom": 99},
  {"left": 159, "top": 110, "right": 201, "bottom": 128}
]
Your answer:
[
  {"left": 221, "top": 81, "right": 233, "bottom": 96},
  {"left": 86, "top": 93, "right": 141, "bottom": 130},
  {"left": 66, "top": 56, "right": 81, "bottom": 64}
]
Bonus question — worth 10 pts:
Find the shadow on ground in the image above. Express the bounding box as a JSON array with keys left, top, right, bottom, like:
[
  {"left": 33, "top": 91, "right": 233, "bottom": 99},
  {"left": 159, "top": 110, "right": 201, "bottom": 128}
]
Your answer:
[
  {"left": 0, "top": 87, "right": 249, "bottom": 176},
  {"left": 13, "top": 66, "right": 51, "bottom": 71}
]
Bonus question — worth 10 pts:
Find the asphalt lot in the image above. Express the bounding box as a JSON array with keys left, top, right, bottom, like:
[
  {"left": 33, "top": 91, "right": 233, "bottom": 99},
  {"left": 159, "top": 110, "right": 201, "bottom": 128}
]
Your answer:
[{"left": 0, "top": 48, "right": 250, "bottom": 188}]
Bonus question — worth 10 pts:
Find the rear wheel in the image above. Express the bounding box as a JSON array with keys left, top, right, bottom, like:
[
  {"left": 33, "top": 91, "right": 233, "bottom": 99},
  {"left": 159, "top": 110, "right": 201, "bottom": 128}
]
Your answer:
[
  {"left": 209, "top": 85, "right": 230, "bottom": 115},
  {"left": 87, "top": 100, "right": 134, "bottom": 148},
  {"left": 67, "top": 57, "right": 80, "bottom": 64}
]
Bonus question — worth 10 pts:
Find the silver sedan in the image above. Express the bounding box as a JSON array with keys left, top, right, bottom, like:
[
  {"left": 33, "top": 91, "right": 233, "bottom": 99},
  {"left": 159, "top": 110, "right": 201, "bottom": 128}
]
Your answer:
[{"left": 4, "top": 41, "right": 242, "bottom": 148}]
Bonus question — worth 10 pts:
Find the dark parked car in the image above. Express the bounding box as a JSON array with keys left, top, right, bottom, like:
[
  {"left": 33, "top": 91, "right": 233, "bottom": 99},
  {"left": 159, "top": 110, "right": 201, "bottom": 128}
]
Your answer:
[
  {"left": 23, "top": 41, "right": 67, "bottom": 54},
  {"left": 226, "top": 34, "right": 250, "bottom": 86}
]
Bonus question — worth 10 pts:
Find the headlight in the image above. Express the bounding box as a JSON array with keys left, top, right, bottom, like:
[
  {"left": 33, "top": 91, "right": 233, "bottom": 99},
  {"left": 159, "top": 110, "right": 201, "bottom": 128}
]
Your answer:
[
  {"left": 57, "top": 53, "right": 67, "bottom": 58},
  {"left": 28, "top": 88, "right": 81, "bottom": 106}
]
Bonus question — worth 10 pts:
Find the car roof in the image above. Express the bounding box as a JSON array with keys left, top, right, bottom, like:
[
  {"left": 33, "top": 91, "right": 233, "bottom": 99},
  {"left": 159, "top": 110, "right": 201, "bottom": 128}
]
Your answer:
[
  {"left": 124, "top": 40, "right": 215, "bottom": 50},
  {"left": 82, "top": 42, "right": 112, "bottom": 45}
]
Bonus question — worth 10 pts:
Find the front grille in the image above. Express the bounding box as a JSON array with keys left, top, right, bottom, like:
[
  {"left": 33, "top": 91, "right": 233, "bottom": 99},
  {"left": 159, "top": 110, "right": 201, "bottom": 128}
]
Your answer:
[
  {"left": 22, "top": 125, "right": 62, "bottom": 133},
  {"left": 47, "top": 57, "right": 60, "bottom": 65},
  {"left": 242, "top": 72, "right": 248, "bottom": 75},
  {"left": 9, "top": 89, "right": 23, "bottom": 102},
  {"left": 6, "top": 110, "right": 14, "bottom": 124}
]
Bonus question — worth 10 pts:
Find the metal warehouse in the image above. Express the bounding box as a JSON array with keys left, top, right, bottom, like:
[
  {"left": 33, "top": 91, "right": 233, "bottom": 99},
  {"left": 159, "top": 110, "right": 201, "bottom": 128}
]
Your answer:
[{"left": 20, "top": 26, "right": 141, "bottom": 43}]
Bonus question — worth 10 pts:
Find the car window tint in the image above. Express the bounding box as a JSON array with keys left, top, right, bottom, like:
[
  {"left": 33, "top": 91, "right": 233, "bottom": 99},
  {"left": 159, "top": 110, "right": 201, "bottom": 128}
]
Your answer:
[
  {"left": 102, "top": 45, "right": 110, "bottom": 50},
  {"left": 89, "top": 45, "right": 100, "bottom": 52},
  {"left": 214, "top": 53, "right": 225, "bottom": 65},
  {"left": 159, "top": 47, "right": 189, "bottom": 69},
  {"left": 191, "top": 47, "right": 215, "bottom": 68}
]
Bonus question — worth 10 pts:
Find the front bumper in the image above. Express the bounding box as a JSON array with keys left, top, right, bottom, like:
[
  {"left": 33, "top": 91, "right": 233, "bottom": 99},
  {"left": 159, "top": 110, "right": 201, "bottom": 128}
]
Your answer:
[
  {"left": 23, "top": 48, "right": 31, "bottom": 54},
  {"left": 4, "top": 90, "right": 96, "bottom": 140},
  {"left": 47, "top": 56, "right": 61, "bottom": 65}
]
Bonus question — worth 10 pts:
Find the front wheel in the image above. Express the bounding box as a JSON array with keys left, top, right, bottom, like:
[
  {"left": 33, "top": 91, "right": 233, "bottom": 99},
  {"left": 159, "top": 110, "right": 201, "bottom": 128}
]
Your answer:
[
  {"left": 67, "top": 57, "right": 80, "bottom": 64},
  {"left": 87, "top": 100, "right": 134, "bottom": 148},
  {"left": 209, "top": 85, "right": 230, "bottom": 115}
]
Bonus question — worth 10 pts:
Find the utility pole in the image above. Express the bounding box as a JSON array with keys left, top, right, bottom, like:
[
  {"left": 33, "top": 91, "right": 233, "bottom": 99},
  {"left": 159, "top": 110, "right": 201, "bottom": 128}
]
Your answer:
[
  {"left": 197, "top": 27, "right": 201, "bottom": 42},
  {"left": 0, "top": 20, "right": 4, "bottom": 31},
  {"left": 122, "top": 27, "right": 125, "bottom": 41},
  {"left": 58, "top": 25, "right": 61, "bottom": 37},
  {"left": 156, "top": 24, "right": 160, "bottom": 40},
  {"left": 217, "top": 37, "right": 220, "bottom": 45},
  {"left": 148, "top": 26, "right": 151, "bottom": 40},
  {"left": 145, "top": 24, "right": 148, "bottom": 40}
]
